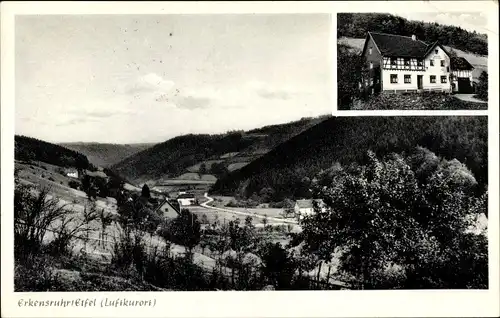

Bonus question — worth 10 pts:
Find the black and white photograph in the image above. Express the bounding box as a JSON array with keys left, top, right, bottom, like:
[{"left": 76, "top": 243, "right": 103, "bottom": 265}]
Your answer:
[
  {"left": 1, "top": 2, "right": 499, "bottom": 318},
  {"left": 12, "top": 13, "right": 489, "bottom": 292},
  {"left": 337, "top": 12, "right": 489, "bottom": 110}
]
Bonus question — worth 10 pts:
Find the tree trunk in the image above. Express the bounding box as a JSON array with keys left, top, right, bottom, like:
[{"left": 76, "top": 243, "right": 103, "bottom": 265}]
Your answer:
[
  {"left": 316, "top": 261, "right": 323, "bottom": 286},
  {"left": 326, "top": 265, "right": 332, "bottom": 285}
]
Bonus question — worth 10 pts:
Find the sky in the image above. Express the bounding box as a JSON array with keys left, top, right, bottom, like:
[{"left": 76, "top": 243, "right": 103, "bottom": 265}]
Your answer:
[
  {"left": 401, "top": 12, "right": 489, "bottom": 34},
  {"left": 15, "top": 14, "right": 331, "bottom": 144}
]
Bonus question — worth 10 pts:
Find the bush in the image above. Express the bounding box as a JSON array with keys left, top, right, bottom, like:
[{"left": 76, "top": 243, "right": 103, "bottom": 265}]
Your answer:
[
  {"left": 68, "top": 180, "right": 80, "bottom": 190},
  {"left": 48, "top": 176, "right": 55, "bottom": 182},
  {"left": 14, "top": 184, "right": 69, "bottom": 261}
]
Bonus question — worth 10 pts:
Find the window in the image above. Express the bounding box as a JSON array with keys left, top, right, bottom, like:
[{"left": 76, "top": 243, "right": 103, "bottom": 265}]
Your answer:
[
  {"left": 370, "top": 79, "right": 374, "bottom": 85},
  {"left": 440, "top": 60, "right": 445, "bottom": 67},
  {"left": 404, "top": 58, "right": 410, "bottom": 66},
  {"left": 404, "top": 75, "right": 411, "bottom": 84},
  {"left": 391, "top": 57, "right": 397, "bottom": 66},
  {"left": 369, "top": 47, "right": 372, "bottom": 55},
  {"left": 369, "top": 62, "right": 373, "bottom": 69},
  {"left": 417, "top": 59, "right": 423, "bottom": 66},
  {"left": 441, "top": 76, "right": 447, "bottom": 83},
  {"left": 434, "top": 49, "right": 438, "bottom": 54},
  {"left": 390, "top": 74, "right": 398, "bottom": 83},
  {"left": 446, "top": 66, "right": 450, "bottom": 72},
  {"left": 430, "top": 75, "right": 436, "bottom": 83},
  {"left": 430, "top": 60, "right": 434, "bottom": 66}
]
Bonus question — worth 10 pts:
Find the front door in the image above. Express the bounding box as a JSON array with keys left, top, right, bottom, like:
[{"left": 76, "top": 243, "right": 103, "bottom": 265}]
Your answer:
[{"left": 417, "top": 75, "right": 423, "bottom": 89}]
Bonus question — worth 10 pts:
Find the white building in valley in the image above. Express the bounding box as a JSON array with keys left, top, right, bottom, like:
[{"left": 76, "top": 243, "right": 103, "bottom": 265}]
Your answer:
[
  {"left": 359, "top": 32, "right": 474, "bottom": 95},
  {"left": 294, "top": 199, "right": 325, "bottom": 219}
]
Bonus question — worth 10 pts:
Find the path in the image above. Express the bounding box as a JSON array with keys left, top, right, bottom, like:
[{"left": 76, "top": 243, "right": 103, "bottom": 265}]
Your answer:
[
  {"left": 200, "top": 193, "right": 298, "bottom": 225},
  {"left": 454, "top": 94, "right": 488, "bottom": 104}
]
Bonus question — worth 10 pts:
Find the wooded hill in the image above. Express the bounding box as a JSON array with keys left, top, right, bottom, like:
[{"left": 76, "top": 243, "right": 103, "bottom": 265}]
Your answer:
[
  {"left": 111, "top": 116, "right": 329, "bottom": 184},
  {"left": 211, "top": 116, "right": 488, "bottom": 202},
  {"left": 338, "top": 13, "right": 488, "bottom": 56},
  {"left": 60, "top": 142, "right": 153, "bottom": 168},
  {"left": 15, "top": 135, "right": 94, "bottom": 171}
]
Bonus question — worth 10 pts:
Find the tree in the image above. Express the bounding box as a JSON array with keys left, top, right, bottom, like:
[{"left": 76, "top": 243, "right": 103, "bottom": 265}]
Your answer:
[
  {"left": 475, "top": 71, "right": 488, "bottom": 101},
  {"left": 162, "top": 209, "right": 201, "bottom": 257},
  {"left": 337, "top": 43, "right": 365, "bottom": 110},
  {"left": 141, "top": 184, "right": 151, "bottom": 199},
  {"left": 259, "top": 242, "right": 297, "bottom": 289},
  {"left": 301, "top": 148, "right": 487, "bottom": 289},
  {"left": 97, "top": 208, "right": 113, "bottom": 248},
  {"left": 199, "top": 163, "right": 208, "bottom": 175}
]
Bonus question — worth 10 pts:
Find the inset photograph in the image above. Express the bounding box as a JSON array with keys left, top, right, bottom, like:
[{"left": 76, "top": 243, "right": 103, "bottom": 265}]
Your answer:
[{"left": 337, "top": 12, "right": 489, "bottom": 110}]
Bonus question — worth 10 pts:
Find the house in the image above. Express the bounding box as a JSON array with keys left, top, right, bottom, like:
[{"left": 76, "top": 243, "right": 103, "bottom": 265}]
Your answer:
[
  {"left": 177, "top": 193, "right": 196, "bottom": 206},
  {"left": 294, "top": 199, "right": 325, "bottom": 219},
  {"left": 86, "top": 170, "right": 108, "bottom": 180},
  {"left": 360, "top": 32, "right": 473, "bottom": 95},
  {"left": 450, "top": 56, "right": 475, "bottom": 93},
  {"left": 155, "top": 199, "right": 180, "bottom": 219},
  {"left": 66, "top": 169, "right": 79, "bottom": 179}
]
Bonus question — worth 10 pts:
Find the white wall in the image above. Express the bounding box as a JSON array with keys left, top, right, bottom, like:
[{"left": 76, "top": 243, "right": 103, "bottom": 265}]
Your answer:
[
  {"left": 423, "top": 46, "right": 451, "bottom": 91},
  {"left": 382, "top": 70, "right": 419, "bottom": 91},
  {"left": 178, "top": 198, "right": 195, "bottom": 206},
  {"left": 381, "top": 46, "right": 451, "bottom": 92}
]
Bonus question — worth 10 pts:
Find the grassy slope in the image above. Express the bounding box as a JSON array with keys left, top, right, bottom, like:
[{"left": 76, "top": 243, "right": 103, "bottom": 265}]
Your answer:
[
  {"left": 60, "top": 142, "right": 153, "bottom": 168},
  {"left": 112, "top": 115, "right": 330, "bottom": 184},
  {"left": 212, "top": 116, "right": 488, "bottom": 200},
  {"left": 339, "top": 37, "right": 488, "bottom": 80}
]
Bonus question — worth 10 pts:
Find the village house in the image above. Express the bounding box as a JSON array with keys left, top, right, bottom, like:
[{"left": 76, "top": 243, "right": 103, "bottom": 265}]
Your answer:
[
  {"left": 360, "top": 31, "right": 474, "bottom": 95},
  {"left": 294, "top": 199, "right": 325, "bottom": 220},
  {"left": 66, "top": 169, "right": 79, "bottom": 179},
  {"left": 155, "top": 199, "right": 180, "bottom": 219},
  {"left": 177, "top": 193, "right": 196, "bottom": 206}
]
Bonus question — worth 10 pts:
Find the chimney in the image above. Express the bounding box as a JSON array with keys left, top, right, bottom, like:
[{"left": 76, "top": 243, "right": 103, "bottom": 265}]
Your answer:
[{"left": 411, "top": 34, "right": 417, "bottom": 41}]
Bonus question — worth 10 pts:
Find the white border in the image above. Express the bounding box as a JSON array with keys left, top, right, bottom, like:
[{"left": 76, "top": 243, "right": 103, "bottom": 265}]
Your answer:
[{"left": 2, "top": 2, "right": 499, "bottom": 318}]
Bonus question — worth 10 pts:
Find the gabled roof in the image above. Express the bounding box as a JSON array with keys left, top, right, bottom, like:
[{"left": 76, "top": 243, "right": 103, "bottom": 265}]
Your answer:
[
  {"left": 451, "top": 56, "right": 474, "bottom": 70},
  {"left": 86, "top": 170, "right": 107, "bottom": 179},
  {"left": 368, "top": 32, "right": 430, "bottom": 58},
  {"left": 422, "top": 40, "right": 451, "bottom": 59}
]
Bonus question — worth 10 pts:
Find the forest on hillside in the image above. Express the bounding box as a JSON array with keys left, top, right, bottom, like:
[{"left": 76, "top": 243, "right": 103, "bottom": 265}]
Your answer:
[
  {"left": 337, "top": 13, "right": 488, "bottom": 56},
  {"left": 15, "top": 135, "right": 95, "bottom": 171},
  {"left": 212, "top": 116, "right": 488, "bottom": 204},
  {"left": 61, "top": 142, "right": 153, "bottom": 168},
  {"left": 112, "top": 117, "right": 327, "bottom": 182}
]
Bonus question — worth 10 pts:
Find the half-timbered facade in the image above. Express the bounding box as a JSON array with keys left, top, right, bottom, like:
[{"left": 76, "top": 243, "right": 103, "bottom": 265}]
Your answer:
[{"left": 359, "top": 32, "right": 471, "bottom": 95}]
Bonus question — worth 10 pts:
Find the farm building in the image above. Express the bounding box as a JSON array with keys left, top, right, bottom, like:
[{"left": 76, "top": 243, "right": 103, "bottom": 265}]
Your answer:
[
  {"left": 177, "top": 193, "right": 196, "bottom": 206},
  {"left": 66, "top": 169, "right": 79, "bottom": 178},
  {"left": 450, "top": 56, "right": 475, "bottom": 93},
  {"left": 294, "top": 199, "right": 325, "bottom": 219},
  {"left": 359, "top": 31, "right": 474, "bottom": 95},
  {"left": 86, "top": 170, "right": 108, "bottom": 180}
]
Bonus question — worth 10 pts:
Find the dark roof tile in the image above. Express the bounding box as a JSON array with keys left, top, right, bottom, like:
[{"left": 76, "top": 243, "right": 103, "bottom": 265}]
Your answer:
[
  {"left": 370, "top": 32, "right": 430, "bottom": 58},
  {"left": 451, "top": 56, "right": 474, "bottom": 70}
]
